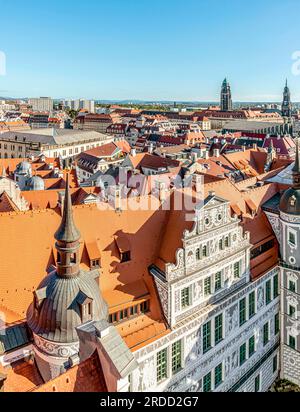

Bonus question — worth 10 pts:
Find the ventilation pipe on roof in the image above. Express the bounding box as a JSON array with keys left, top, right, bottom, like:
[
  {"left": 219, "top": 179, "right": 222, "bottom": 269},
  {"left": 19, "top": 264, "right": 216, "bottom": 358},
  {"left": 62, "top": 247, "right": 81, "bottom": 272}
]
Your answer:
[
  {"left": 203, "top": 150, "right": 209, "bottom": 160},
  {"left": 213, "top": 148, "right": 220, "bottom": 158},
  {"left": 148, "top": 143, "right": 154, "bottom": 154}
]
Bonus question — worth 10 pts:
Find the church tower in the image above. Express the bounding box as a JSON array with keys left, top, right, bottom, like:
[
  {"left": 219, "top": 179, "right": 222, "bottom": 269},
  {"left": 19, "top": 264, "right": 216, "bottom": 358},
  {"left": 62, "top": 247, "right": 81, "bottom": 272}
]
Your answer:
[
  {"left": 282, "top": 79, "right": 292, "bottom": 118},
  {"left": 279, "top": 138, "right": 300, "bottom": 386},
  {"left": 27, "top": 174, "right": 108, "bottom": 382},
  {"left": 220, "top": 78, "right": 233, "bottom": 111}
]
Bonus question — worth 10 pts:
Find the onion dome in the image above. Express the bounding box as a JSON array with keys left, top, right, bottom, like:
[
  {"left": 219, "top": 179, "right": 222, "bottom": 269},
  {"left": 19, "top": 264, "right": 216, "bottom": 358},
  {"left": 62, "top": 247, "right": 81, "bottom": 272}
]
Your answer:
[
  {"left": 16, "top": 161, "right": 32, "bottom": 175},
  {"left": 27, "top": 175, "right": 45, "bottom": 191}
]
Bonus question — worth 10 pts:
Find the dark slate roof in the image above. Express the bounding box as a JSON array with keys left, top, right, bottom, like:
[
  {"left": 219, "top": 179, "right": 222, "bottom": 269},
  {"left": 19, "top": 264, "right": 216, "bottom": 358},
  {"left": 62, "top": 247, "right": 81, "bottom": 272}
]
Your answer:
[
  {"left": 262, "top": 193, "right": 281, "bottom": 214},
  {"left": 26, "top": 269, "right": 109, "bottom": 343},
  {"left": 279, "top": 188, "right": 300, "bottom": 215},
  {"left": 0, "top": 322, "right": 32, "bottom": 355}
]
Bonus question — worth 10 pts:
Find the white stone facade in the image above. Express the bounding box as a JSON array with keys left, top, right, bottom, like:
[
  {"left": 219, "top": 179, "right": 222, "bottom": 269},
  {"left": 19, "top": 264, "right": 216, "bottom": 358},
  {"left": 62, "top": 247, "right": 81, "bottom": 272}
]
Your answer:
[{"left": 129, "top": 195, "right": 281, "bottom": 392}]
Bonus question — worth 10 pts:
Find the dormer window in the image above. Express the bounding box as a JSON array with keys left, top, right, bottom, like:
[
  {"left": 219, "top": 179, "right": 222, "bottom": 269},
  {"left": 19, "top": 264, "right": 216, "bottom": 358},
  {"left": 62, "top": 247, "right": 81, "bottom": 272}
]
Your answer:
[
  {"left": 91, "top": 259, "right": 100, "bottom": 268},
  {"left": 115, "top": 234, "right": 131, "bottom": 263},
  {"left": 290, "top": 195, "right": 296, "bottom": 207},
  {"left": 33, "top": 287, "right": 47, "bottom": 313},
  {"left": 77, "top": 291, "right": 93, "bottom": 323},
  {"left": 85, "top": 242, "right": 101, "bottom": 270},
  {"left": 121, "top": 251, "right": 131, "bottom": 263}
]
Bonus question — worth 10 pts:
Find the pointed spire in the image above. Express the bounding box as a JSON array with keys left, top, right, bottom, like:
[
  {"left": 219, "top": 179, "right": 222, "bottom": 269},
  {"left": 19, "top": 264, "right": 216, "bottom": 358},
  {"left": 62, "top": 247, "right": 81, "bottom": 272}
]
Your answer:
[
  {"left": 286, "top": 78, "right": 288, "bottom": 88},
  {"left": 54, "top": 173, "right": 80, "bottom": 243},
  {"left": 293, "top": 138, "right": 300, "bottom": 173}
]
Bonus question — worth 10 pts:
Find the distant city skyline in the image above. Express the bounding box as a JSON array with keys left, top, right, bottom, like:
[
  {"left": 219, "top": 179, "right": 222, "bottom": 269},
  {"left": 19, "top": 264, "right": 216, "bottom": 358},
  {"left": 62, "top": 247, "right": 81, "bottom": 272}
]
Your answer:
[{"left": 1, "top": 0, "right": 300, "bottom": 101}]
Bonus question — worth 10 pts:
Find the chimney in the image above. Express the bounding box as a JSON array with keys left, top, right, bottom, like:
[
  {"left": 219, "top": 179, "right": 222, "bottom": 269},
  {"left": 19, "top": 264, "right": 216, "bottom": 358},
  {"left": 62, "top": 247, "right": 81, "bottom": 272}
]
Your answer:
[
  {"left": 0, "top": 373, "right": 7, "bottom": 392},
  {"left": 130, "top": 148, "right": 136, "bottom": 157},
  {"left": 213, "top": 148, "right": 220, "bottom": 158},
  {"left": 193, "top": 174, "right": 202, "bottom": 193},
  {"left": 242, "top": 145, "right": 246, "bottom": 152},
  {"left": 203, "top": 150, "right": 209, "bottom": 160},
  {"left": 156, "top": 180, "right": 167, "bottom": 202},
  {"left": 148, "top": 143, "right": 154, "bottom": 154},
  {"left": 114, "top": 184, "right": 122, "bottom": 211},
  {"left": 191, "top": 152, "right": 198, "bottom": 163},
  {"left": 253, "top": 143, "right": 257, "bottom": 150},
  {"left": 58, "top": 190, "right": 65, "bottom": 212}
]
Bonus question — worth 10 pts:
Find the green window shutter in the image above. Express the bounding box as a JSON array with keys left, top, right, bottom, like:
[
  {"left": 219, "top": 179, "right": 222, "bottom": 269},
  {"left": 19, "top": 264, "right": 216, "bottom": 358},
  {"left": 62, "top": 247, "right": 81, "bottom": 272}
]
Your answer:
[
  {"left": 215, "top": 314, "right": 223, "bottom": 345},
  {"left": 239, "top": 298, "right": 246, "bottom": 326},
  {"left": 248, "top": 291, "right": 255, "bottom": 318},
  {"left": 239, "top": 343, "right": 247, "bottom": 365},
  {"left": 263, "top": 323, "right": 269, "bottom": 346},
  {"left": 273, "top": 274, "right": 279, "bottom": 298},
  {"left": 274, "top": 313, "right": 280, "bottom": 335},
  {"left": 171, "top": 340, "right": 182, "bottom": 374},
  {"left": 265, "top": 280, "right": 271, "bottom": 305},
  {"left": 248, "top": 335, "right": 255, "bottom": 357},
  {"left": 203, "top": 372, "right": 212, "bottom": 392},
  {"left": 203, "top": 321, "right": 211, "bottom": 353},
  {"left": 214, "top": 363, "right": 223, "bottom": 388},
  {"left": 157, "top": 348, "right": 168, "bottom": 382}
]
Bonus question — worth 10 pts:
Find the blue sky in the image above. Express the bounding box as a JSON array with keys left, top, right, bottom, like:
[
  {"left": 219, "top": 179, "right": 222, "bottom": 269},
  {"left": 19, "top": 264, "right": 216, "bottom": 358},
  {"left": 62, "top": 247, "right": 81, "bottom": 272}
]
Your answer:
[{"left": 1, "top": 0, "right": 300, "bottom": 101}]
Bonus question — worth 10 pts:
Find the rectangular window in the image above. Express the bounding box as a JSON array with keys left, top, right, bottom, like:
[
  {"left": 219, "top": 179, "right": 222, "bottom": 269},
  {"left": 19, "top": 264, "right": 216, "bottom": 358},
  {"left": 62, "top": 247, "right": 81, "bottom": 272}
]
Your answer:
[
  {"left": 203, "top": 372, "right": 211, "bottom": 392},
  {"left": 215, "top": 314, "right": 223, "bottom": 345},
  {"left": 254, "top": 374, "right": 261, "bottom": 392},
  {"left": 239, "top": 298, "right": 246, "bottom": 326},
  {"left": 196, "top": 248, "right": 201, "bottom": 260},
  {"left": 225, "top": 236, "right": 229, "bottom": 247},
  {"left": 273, "top": 355, "right": 278, "bottom": 374},
  {"left": 248, "top": 291, "right": 256, "bottom": 318},
  {"left": 234, "top": 262, "right": 240, "bottom": 278},
  {"left": 265, "top": 280, "right": 272, "bottom": 305},
  {"left": 273, "top": 274, "right": 279, "bottom": 298},
  {"left": 289, "top": 280, "right": 296, "bottom": 293},
  {"left": 289, "top": 305, "right": 296, "bottom": 318},
  {"left": 263, "top": 322, "right": 269, "bottom": 346},
  {"left": 275, "top": 313, "right": 280, "bottom": 335},
  {"left": 239, "top": 343, "right": 247, "bottom": 365},
  {"left": 203, "top": 245, "right": 208, "bottom": 257},
  {"left": 204, "top": 277, "right": 211, "bottom": 296},
  {"left": 289, "top": 335, "right": 296, "bottom": 350},
  {"left": 214, "top": 363, "right": 223, "bottom": 388},
  {"left": 248, "top": 335, "right": 255, "bottom": 357},
  {"left": 203, "top": 321, "right": 212, "bottom": 353},
  {"left": 181, "top": 287, "right": 191, "bottom": 309},
  {"left": 171, "top": 340, "right": 182, "bottom": 374},
  {"left": 219, "top": 238, "right": 224, "bottom": 251},
  {"left": 215, "top": 272, "right": 222, "bottom": 291},
  {"left": 140, "top": 300, "right": 149, "bottom": 314},
  {"left": 157, "top": 348, "right": 168, "bottom": 382},
  {"left": 288, "top": 230, "right": 296, "bottom": 246}
]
